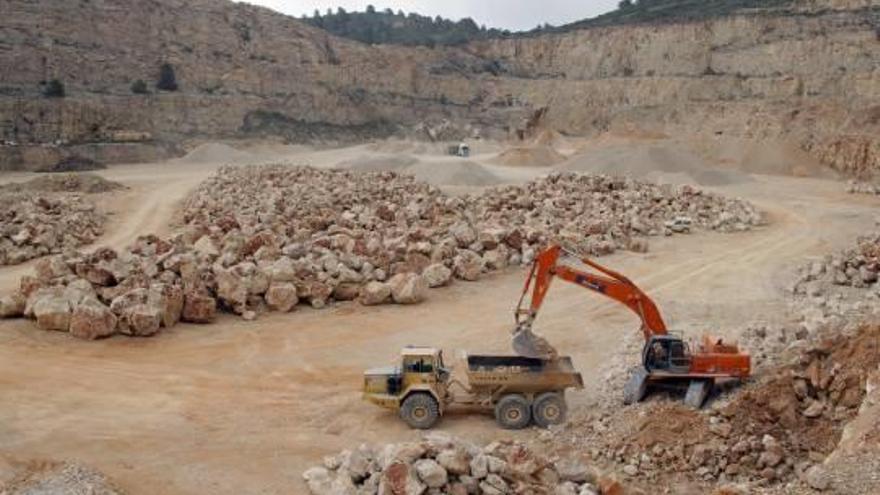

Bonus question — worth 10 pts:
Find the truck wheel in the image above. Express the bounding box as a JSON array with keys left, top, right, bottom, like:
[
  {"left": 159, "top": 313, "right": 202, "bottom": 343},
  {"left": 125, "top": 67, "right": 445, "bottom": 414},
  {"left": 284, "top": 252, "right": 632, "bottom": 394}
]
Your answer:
[
  {"left": 532, "top": 392, "right": 567, "bottom": 428},
  {"left": 400, "top": 393, "right": 440, "bottom": 430},
  {"left": 683, "top": 379, "right": 712, "bottom": 409},
  {"left": 494, "top": 394, "right": 531, "bottom": 430},
  {"left": 623, "top": 368, "right": 649, "bottom": 405}
]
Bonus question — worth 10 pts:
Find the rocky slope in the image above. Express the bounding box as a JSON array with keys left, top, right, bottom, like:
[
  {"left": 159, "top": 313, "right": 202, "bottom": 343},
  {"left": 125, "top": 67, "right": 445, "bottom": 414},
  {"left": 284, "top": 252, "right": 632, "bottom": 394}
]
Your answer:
[{"left": 0, "top": 0, "right": 877, "bottom": 175}]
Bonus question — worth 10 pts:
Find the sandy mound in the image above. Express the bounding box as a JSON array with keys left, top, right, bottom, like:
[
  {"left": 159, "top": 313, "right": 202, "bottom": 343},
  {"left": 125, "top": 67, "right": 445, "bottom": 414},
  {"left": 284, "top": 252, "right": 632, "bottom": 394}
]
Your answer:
[
  {"left": 406, "top": 160, "right": 501, "bottom": 187},
  {"left": 712, "top": 139, "right": 833, "bottom": 178},
  {"left": 174, "top": 143, "right": 256, "bottom": 164},
  {"left": 3, "top": 174, "right": 125, "bottom": 194},
  {"left": 492, "top": 145, "right": 567, "bottom": 167},
  {"left": 338, "top": 154, "right": 501, "bottom": 187},
  {"left": 559, "top": 142, "right": 753, "bottom": 187},
  {"left": 335, "top": 154, "right": 418, "bottom": 172}
]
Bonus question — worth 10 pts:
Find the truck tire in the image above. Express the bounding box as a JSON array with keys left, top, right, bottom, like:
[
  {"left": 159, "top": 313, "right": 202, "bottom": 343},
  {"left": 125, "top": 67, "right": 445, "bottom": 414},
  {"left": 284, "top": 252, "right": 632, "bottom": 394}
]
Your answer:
[
  {"left": 400, "top": 393, "right": 440, "bottom": 429},
  {"left": 683, "top": 379, "right": 712, "bottom": 409},
  {"left": 532, "top": 392, "right": 567, "bottom": 428},
  {"left": 623, "top": 368, "right": 649, "bottom": 405},
  {"left": 494, "top": 394, "right": 531, "bottom": 430}
]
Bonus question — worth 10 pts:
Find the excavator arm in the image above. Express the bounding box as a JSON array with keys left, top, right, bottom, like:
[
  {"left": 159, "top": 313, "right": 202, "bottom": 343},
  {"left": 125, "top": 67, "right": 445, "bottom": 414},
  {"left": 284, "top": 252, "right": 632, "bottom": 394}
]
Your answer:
[{"left": 512, "top": 245, "right": 667, "bottom": 358}]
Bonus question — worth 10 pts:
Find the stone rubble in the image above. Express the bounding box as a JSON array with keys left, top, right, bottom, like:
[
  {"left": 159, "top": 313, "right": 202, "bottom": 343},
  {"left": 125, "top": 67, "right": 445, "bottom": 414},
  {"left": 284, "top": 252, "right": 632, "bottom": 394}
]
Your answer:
[
  {"left": 0, "top": 192, "right": 106, "bottom": 266},
  {"left": 302, "top": 432, "right": 619, "bottom": 495},
  {"left": 845, "top": 180, "right": 880, "bottom": 196},
  {"left": 552, "top": 322, "right": 879, "bottom": 493},
  {"left": 0, "top": 165, "right": 765, "bottom": 339}
]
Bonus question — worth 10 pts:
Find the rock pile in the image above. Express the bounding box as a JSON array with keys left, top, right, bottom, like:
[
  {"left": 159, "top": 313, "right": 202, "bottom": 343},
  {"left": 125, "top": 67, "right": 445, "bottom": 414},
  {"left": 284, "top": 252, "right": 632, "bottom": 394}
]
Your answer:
[
  {"left": 1, "top": 165, "right": 766, "bottom": 338},
  {"left": 0, "top": 235, "right": 218, "bottom": 339},
  {"left": 303, "top": 432, "right": 620, "bottom": 495},
  {"left": 472, "top": 173, "right": 762, "bottom": 257},
  {"left": 560, "top": 324, "right": 880, "bottom": 491},
  {"left": 793, "top": 231, "right": 880, "bottom": 293},
  {"left": 846, "top": 180, "right": 880, "bottom": 195},
  {"left": 0, "top": 192, "right": 106, "bottom": 266},
  {"left": 179, "top": 165, "right": 762, "bottom": 304}
]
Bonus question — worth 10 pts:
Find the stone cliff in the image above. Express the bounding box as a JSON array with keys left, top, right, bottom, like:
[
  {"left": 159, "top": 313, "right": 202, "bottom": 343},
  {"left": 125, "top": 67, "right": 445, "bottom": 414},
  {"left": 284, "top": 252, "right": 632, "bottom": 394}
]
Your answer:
[{"left": 0, "top": 0, "right": 877, "bottom": 175}]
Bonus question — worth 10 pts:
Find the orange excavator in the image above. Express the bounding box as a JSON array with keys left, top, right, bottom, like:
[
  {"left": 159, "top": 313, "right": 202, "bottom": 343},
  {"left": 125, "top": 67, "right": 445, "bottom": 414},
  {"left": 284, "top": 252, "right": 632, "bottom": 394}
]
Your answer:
[{"left": 511, "top": 245, "right": 750, "bottom": 408}]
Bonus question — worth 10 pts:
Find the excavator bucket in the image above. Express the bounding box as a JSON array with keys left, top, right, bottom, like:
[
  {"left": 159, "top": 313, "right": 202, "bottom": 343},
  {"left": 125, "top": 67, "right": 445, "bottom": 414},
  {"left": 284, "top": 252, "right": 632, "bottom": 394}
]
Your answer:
[{"left": 511, "top": 324, "right": 558, "bottom": 360}]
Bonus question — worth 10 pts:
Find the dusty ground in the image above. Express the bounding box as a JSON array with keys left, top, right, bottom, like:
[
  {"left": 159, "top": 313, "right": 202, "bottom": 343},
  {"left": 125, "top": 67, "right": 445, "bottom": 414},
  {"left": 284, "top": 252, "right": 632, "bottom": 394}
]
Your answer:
[{"left": 1, "top": 137, "right": 878, "bottom": 494}]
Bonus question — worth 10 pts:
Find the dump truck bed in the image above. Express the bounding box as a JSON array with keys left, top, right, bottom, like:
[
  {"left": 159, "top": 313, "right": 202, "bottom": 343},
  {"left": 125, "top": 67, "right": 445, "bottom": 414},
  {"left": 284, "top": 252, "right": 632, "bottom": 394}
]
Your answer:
[{"left": 465, "top": 355, "right": 584, "bottom": 393}]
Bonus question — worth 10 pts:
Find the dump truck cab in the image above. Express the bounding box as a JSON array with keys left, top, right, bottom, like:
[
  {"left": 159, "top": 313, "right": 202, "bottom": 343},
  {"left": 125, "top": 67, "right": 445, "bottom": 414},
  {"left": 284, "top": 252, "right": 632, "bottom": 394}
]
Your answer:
[{"left": 363, "top": 347, "right": 450, "bottom": 416}]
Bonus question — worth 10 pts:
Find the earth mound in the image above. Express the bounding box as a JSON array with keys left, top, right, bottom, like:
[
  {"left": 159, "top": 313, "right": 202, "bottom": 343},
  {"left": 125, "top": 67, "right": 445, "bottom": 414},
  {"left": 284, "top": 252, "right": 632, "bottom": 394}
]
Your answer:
[
  {"left": 559, "top": 142, "right": 753, "bottom": 187},
  {"left": 36, "top": 156, "right": 105, "bottom": 173},
  {"left": 3, "top": 174, "right": 125, "bottom": 194},
  {"left": 173, "top": 143, "right": 256, "bottom": 164},
  {"left": 492, "top": 145, "right": 567, "bottom": 167}
]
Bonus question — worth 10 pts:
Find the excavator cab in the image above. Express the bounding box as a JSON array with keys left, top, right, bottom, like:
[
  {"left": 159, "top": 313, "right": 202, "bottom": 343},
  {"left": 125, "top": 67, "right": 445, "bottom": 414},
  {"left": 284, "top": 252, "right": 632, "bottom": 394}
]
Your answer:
[{"left": 644, "top": 335, "right": 692, "bottom": 374}]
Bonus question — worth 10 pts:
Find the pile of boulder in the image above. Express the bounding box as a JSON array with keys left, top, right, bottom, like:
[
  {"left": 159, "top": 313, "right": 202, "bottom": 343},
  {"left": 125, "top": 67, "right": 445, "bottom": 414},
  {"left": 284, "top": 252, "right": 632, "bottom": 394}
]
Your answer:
[
  {"left": 562, "top": 324, "right": 879, "bottom": 492},
  {"left": 0, "top": 165, "right": 767, "bottom": 339},
  {"left": 180, "top": 165, "right": 762, "bottom": 298},
  {"left": 793, "top": 231, "right": 880, "bottom": 293},
  {"left": 471, "top": 173, "right": 762, "bottom": 256},
  {"left": 0, "top": 235, "right": 217, "bottom": 339},
  {"left": 303, "top": 432, "right": 620, "bottom": 495},
  {"left": 0, "top": 192, "right": 106, "bottom": 265}
]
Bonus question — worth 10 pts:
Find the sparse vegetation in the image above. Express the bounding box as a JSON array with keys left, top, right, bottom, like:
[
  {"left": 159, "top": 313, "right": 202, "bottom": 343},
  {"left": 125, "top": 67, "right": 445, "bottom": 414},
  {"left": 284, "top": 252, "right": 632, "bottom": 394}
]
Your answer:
[
  {"left": 156, "top": 63, "right": 178, "bottom": 91},
  {"left": 131, "top": 79, "right": 149, "bottom": 94},
  {"left": 302, "top": 6, "right": 510, "bottom": 46},
  {"left": 43, "top": 79, "right": 65, "bottom": 98},
  {"left": 560, "top": 0, "right": 796, "bottom": 31}
]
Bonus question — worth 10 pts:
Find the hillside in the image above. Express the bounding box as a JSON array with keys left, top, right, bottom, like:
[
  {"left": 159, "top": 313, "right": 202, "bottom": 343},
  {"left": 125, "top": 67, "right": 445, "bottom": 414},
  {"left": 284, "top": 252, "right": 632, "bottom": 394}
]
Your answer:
[{"left": 0, "top": 0, "right": 877, "bottom": 176}]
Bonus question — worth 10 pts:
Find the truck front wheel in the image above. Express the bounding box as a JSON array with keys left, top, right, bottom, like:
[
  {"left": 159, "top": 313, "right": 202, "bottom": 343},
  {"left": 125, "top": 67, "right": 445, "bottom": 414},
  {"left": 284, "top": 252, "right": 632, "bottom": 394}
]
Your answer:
[
  {"left": 532, "top": 392, "right": 567, "bottom": 428},
  {"left": 494, "top": 394, "right": 531, "bottom": 430},
  {"left": 400, "top": 393, "right": 440, "bottom": 429}
]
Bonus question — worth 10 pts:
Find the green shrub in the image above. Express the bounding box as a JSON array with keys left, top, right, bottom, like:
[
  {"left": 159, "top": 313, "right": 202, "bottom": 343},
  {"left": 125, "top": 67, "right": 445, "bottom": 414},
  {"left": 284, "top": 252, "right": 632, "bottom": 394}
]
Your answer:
[
  {"left": 156, "top": 63, "right": 178, "bottom": 91},
  {"left": 43, "top": 79, "right": 65, "bottom": 98},
  {"left": 131, "top": 79, "right": 149, "bottom": 94}
]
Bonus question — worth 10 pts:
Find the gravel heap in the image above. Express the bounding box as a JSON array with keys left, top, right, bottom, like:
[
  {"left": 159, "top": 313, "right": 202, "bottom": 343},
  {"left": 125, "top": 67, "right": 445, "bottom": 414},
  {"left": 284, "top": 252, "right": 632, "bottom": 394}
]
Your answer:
[
  {"left": 0, "top": 192, "right": 106, "bottom": 266},
  {"left": 0, "top": 173, "right": 125, "bottom": 194},
  {"left": 0, "top": 460, "right": 124, "bottom": 495},
  {"left": 303, "top": 432, "right": 622, "bottom": 495}
]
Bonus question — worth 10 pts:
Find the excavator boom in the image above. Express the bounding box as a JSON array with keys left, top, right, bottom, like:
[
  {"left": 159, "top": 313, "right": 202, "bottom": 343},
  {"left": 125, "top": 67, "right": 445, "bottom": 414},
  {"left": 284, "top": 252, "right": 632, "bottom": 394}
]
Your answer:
[{"left": 512, "top": 245, "right": 669, "bottom": 358}]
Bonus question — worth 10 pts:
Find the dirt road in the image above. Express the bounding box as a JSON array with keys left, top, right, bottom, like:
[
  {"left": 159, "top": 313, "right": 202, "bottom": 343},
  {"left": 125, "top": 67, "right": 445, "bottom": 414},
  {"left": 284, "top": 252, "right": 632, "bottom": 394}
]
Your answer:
[{"left": 1, "top": 149, "right": 879, "bottom": 494}]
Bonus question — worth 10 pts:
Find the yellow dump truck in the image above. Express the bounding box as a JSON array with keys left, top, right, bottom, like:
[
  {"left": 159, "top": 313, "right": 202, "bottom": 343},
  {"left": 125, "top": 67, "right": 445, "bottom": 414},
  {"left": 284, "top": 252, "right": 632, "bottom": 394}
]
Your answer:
[{"left": 363, "top": 346, "right": 583, "bottom": 429}]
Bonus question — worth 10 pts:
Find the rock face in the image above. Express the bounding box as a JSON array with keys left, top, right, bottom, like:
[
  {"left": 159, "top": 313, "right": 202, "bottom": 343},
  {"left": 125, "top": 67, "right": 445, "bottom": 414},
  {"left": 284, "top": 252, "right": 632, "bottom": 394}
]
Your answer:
[
  {"left": 303, "top": 434, "right": 607, "bottom": 495},
  {"left": 0, "top": 0, "right": 877, "bottom": 177}
]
